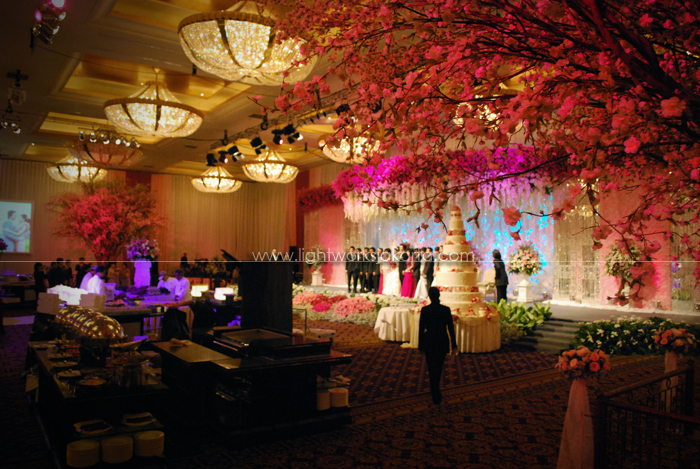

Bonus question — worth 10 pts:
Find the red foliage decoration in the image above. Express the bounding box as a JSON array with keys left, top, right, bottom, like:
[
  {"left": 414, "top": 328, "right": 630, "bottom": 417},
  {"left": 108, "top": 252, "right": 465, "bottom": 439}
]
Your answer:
[
  {"left": 49, "top": 183, "right": 166, "bottom": 262},
  {"left": 261, "top": 0, "right": 700, "bottom": 294},
  {"left": 297, "top": 185, "right": 342, "bottom": 212}
]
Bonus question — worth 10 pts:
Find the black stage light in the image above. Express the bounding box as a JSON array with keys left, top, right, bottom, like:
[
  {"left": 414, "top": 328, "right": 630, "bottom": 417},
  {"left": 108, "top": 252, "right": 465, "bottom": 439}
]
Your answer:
[
  {"left": 78, "top": 131, "right": 85, "bottom": 141},
  {"left": 132, "top": 138, "right": 140, "bottom": 148},
  {"left": 254, "top": 147, "right": 262, "bottom": 155},
  {"left": 227, "top": 145, "right": 241, "bottom": 157},
  {"left": 272, "top": 132, "right": 283, "bottom": 145},
  {"left": 282, "top": 124, "right": 295, "bottom": 135},
  {"left": 288, "top": 132, "right": 302, "bottom": 144},
  {"left": 206, "top": 152, "right": 217, "bottom": 166},
  {"left": 250, "top": 136, "right": 262, "bottom": 148},
  {"left": 218, "top": 151, "right": 228, "bottom": 164}
]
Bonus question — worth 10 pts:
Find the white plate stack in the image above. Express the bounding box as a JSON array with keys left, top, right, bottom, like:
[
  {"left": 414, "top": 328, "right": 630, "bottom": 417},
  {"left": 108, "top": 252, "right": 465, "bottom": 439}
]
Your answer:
[
  {"left": 66, "top": 439, "right": 100, "bottom": 467},
  {"left": 37, "top": 293, "right": 61, "bottom": 314},
  {"left": 134, "top": 431, "right": 164, "bottom": 457},
  {"left": 317, "top": 390, "right": 331, "bottom": 411},
  {"left": 329, "top": 387, "right": 349, "bottom": 407},
  {"left": 101, "top": 436, "right": 133, "bottom": 464}
]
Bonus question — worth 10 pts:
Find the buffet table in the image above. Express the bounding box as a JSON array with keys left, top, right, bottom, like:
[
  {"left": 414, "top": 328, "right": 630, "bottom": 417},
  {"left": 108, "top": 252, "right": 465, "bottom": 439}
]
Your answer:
[
  {"left": 30, "top": 344, "right": 167, "bottom": 464},
  {"left": 374, "top": 306, "right": 413, "bottom": 342}
]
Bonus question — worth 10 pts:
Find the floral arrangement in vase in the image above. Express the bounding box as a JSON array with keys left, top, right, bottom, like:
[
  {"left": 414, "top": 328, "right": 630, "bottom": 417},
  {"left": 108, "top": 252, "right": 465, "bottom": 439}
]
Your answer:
[
  {"left": 507, "top": 242, "right": 543, "bottom": 276},
  {"left": 297, "top": 185, "right": 341, "bottom": 212},
  {"left": 604, "top": 244, "right": 642, "bottom": 278},
  {"left": 126, "top": 238, "right": 160, "bottom": 261},
  {"left": 654, "top": 328, "right": 696, "bottom": 354},
  {"left": 0, "top": 238, "right": 7, "bottom": 252},
  {"left": 556, "top": 346, "right": 610, "bottom": 381}
]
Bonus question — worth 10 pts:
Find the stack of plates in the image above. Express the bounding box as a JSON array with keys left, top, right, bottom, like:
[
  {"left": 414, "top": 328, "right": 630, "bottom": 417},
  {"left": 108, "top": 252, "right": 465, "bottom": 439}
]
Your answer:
[
  {"left": 134, "top": 431, "right": 164, "bottom": 457},
  {"left": 329, "top": 387, "right": 349, "bottom": 407},
  {"left": 66, "top": 440, "right": 100, "bottom": 468},
  {"left": 101, "top": 436, "right": 133, "bottom": 464}
]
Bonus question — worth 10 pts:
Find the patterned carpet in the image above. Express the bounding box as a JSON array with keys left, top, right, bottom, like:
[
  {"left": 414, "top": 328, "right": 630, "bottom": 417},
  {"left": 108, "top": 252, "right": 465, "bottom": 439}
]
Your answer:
[{"left": 0, "top": 315, "right": 686, "bottom": 468}]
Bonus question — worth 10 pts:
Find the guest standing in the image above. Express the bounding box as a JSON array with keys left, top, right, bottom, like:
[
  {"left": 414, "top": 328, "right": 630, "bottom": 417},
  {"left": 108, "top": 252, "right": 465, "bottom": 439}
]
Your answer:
[
  {"left": 370, "top": 247, "right": 380, "bottom": 293},
  {"left": 47, "top": 261, "right": 61, "bottom": 288},
  {"left": 345, "top": 246, "right": 359, "bottom": 293},
  {"left": 493, "top": 249, "right": 509, "bottom": 303},
  {"left": 33, "top": 262, "right": 47, "bottom": 297},
  {"left": 419, "top": 287, "right": 457, "bottom": 405},
  {"left": 180, "top": 253, "right": 189, "bottom": 270},
  {"left": 398, "top": 244, "right": 408, "bottom": 279},
  {"left": 75, "top": 258, "right": 90, "bottom": 288},
  {"left": 422, "top": 247, "right": 435, "bottom": 286},
  {"left": 63, "top": 260, "right": 74, "bottom": 287},
  {"left": 80, "top": 266, "right": 96, "bottom": 291},
  {"left": 401, "top": 250, "right": 417, "bottom": 297},
  {"left": 361, "top": 247, "right": 371, "bottom": 292}
]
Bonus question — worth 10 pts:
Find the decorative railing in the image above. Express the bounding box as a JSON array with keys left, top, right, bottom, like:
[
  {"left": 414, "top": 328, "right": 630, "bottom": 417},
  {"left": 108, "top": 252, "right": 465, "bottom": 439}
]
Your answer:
[{"left": 594, "top": 362, "right": 700, "bottom": 468}]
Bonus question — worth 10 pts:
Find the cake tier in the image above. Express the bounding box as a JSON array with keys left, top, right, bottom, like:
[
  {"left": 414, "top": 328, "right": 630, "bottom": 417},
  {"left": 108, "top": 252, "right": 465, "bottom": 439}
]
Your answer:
[
  {"left": 436, "top": 261, "right": 477, "bottom": 271},
  {"left": 448, "top": 218, "right": 465, "bottom": 231},
  {"left": 445, "top": 235, "right": 470, "bottom": 245},
  {"left": 433, "top": 271, "right": 478, "bottom": 286},
  {"left": 439, "top": 291, "right": 484, "bottom": 303},
  {"left": 447, "top": 229, "right": 466, "bottom": 236},
  {"left": 442, "top": 244, "right": 473, "bottom": 254},
  {"left": 441, "top": 301, "right": 488, "bottom": 315}
]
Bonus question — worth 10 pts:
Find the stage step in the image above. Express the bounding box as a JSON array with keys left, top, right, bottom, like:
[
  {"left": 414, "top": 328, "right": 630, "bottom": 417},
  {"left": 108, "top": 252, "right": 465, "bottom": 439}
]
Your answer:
[{"left": 510, "top": 318, "right": 580, "bottom": 355}]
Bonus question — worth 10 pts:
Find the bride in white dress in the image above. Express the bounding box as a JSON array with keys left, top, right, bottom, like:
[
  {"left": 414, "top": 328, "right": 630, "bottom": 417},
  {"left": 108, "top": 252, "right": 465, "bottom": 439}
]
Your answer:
[{"left": 381, "top": 248, "right": 402, "bottom": 296}]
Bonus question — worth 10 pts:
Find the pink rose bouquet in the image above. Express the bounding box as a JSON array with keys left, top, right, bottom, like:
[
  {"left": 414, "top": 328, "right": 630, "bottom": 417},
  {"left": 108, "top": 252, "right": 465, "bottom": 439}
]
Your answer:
[
  {"left": 332, "top": 297, "right": 376, "bottom": 317},
  {"left": 556, "top": 346, "right": 610, "bottom": 381},
  {"left": 654, "top": 328, "right": 696, "bottom": 354},
  {"left": 126, "top": 238, "right": 160, "bottom": 261},
  {"left": 293, "top": 291, "right": 322, "bottom": 306},
  {"left": 312, "top": 301, "right": 332, "bottom": 313}
]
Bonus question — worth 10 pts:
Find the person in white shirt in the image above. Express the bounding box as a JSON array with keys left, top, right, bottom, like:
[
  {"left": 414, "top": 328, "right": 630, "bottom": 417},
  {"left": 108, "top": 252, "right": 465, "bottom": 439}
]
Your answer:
[
  {"left": 173, "top": 269, "right": 191, "bottom": 302},
  {"left": 86, "top": 265, "right": 106, "bottom": 295},
  {"left": 156, "top": 271, "right": 177, "bottom": 294},
  {"left": 79, "top": 266, "right": 97, "bottom": 291}
]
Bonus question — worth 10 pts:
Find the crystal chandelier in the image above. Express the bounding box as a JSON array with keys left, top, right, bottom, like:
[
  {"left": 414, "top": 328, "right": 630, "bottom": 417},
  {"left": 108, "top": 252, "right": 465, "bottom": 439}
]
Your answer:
[
  {"left": 178, "top": 3, "right": 316, "bottom": 86},
  {"left": 191, "top": 166, "right": 243, "bottom": 193},
  {"left": 103, "top": 70, "right": 203, "bottom": 138},
  {"left": 319, "top": 135, "right": 380, "bottom": 164},
  {"left": 67, "top": 130, "right": 143, "bottom": 166},
  {"left": 242, "top": 149, "right": 298, "bottom": 183},
  {"left": 46, "top": 156, "right": 107, "bottom": 184}
]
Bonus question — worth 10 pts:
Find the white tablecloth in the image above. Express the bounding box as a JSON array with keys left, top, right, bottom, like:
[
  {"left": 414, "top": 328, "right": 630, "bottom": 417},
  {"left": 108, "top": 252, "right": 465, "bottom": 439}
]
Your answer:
[
  {"left": 454, "top": 315, "right": 501, "bottom": 353},
  {"left": 402, "top": 310, "right": 501, "bottom": 353},
  {"left": 374, "top": 307, "right": 413, "bottom": 342}
]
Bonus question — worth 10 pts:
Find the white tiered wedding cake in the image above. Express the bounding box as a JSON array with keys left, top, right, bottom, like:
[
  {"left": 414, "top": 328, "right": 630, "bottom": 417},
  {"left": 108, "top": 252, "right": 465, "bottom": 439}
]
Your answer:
[{"left": 433, "top": 206, "right": 488, "bottom": 316}]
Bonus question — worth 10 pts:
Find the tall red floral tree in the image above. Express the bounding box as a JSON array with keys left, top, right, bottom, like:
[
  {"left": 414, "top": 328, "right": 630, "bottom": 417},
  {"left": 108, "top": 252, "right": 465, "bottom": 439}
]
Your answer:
[
  {"left": 262, "top": 0, "right": 700, "bottom": 297},
  {"left": 49, "top": 183, "right": 165, "bottom": 262}
]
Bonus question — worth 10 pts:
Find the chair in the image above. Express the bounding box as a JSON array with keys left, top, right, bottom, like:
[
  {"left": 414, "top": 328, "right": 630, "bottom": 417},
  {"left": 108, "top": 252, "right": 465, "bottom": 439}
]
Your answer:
[{"left": 478, "top": 268, "right": 496, "bottom": 296}]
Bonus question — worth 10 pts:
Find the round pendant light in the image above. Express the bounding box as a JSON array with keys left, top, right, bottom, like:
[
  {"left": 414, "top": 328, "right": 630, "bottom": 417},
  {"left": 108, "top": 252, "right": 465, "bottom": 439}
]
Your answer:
[
  {"left": 319, "top": 135, "right": 380, "bottom": 164},
  {"left": 191, "top": 166, "right": 243, "bottom": 193},
  {"left": 178, "top": 4, "right": 316, "bottom": 86},
  {"left": 103, "top": 71, "right": 203, "bottom": 138},
  {"left": 46, "top": 156, "right": 107, "bottom": 184},
  {"left": 242, "top": 149, "right": 298, "bottom": 183}
]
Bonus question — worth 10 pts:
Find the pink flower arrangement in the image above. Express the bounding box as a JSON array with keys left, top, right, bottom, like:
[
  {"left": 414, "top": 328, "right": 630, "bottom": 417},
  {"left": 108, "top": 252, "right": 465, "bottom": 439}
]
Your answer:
[
  {"left": 297, "top": 185, "right": 341, "bottom": 212},
  {"left": 312, "top": 301, "right": 332, "bottom": 313},
  {"left": 292, "top": 291, "right": 322, "bottom": 306},
  {"left": 556, "top": 346, "right": 610, "bottom": 381},
  {"left": 654, "top": 328, "right": 696, "bottom": 354},
  {"left": 310, "top": 295, "right": 330, "bottom": 306},
  {"left": 328, "top": 295, "right": 347, "bottom": 305},
  {"left": 126, "top": 238, "right": 160, "bottom": 261},
  {"left": 332, "top": 297, "right": 376, "bottom": 317}
]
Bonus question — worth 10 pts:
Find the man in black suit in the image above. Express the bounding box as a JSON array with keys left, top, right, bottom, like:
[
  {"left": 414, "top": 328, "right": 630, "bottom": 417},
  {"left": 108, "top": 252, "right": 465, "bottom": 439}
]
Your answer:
[
  {"left": 398, "top": 244, "right": 408, "bottom": 279},
  {"left": 369, "top": 247, "right": 380, "bottom": 293},
  {"left": 419, "top": 287, "right": 457, "bottom": 404},
  {"left": 413, "top": 248, "right": 424, "bottom": 287},
  {"left": 345, "top": 246, "right": 359, "bottom": 293},
  {"left": 361, "top": 247, "right": 371, "bottom": 292},
  {"left": 422, "top": 247, "right": 435, "bottom": 286}
]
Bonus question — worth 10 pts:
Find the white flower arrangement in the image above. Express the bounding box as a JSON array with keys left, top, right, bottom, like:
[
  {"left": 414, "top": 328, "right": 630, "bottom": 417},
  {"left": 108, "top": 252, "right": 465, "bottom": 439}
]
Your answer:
[{"left": 604, "top": 245, "right": 641, "bottom": 278}]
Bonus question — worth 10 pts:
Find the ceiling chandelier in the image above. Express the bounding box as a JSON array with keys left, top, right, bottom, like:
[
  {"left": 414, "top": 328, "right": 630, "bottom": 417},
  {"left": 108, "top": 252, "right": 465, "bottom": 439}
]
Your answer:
[
  {"left": 103, "top": 69, "right": 203, "bottom": 138},
  {"left": 67, "top": 130, "right": 143, "bottom": 166},
  {"left": 191, "top": 166, "right": 243, "bottom": 193},
  {"left": 46, "top": 156, "right": 107, "bottom": 184},
  {"left": 242, "top": 149, "right": 298, "bottom": 183},
  {"left": 319, "top": 135, "right": 381, "bottom": 165},
  {"left": 178, "top": 2, "right": 317, "bottom": 86},
  {"left": 453, "top": 98, "right": 499, "bottom": 126}
]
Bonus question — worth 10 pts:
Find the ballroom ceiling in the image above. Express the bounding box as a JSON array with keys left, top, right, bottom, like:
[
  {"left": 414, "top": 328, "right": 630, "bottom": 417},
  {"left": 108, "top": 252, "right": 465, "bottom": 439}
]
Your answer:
[{"left": 0, "top": 0, "right": 339, "bottom": 180}]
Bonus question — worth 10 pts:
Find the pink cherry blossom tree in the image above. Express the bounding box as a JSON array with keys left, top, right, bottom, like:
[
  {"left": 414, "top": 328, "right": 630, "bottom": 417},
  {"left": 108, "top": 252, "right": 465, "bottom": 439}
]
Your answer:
[{"left": 263, "top": 0, "right": 700, "bottom": 298}]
